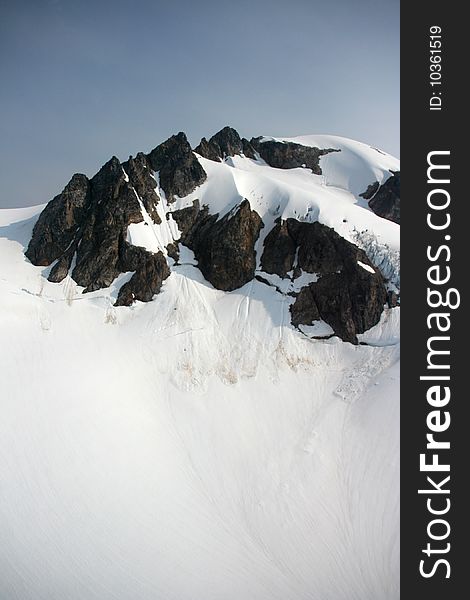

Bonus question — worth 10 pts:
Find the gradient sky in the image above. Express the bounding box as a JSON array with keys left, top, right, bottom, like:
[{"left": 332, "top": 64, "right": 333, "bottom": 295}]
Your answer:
[{"left": 0, "top": 0, "right": 399, "bottom": 208}]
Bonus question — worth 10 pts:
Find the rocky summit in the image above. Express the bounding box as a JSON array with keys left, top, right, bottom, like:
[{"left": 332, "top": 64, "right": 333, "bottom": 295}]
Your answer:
[{"left": 25, "top": 126, "right": 400, "bottom": 343}]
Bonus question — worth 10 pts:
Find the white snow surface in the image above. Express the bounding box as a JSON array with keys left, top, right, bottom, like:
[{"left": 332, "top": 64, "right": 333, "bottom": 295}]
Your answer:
[
  {"left": 357, "top": 260, "right": 376, "bottom": 274},
  {"left": 272, "top": 134, "right": 399, "bottom": 199},
  {"left": 0, "top": 135, "right": 399, "bottom": 600}
]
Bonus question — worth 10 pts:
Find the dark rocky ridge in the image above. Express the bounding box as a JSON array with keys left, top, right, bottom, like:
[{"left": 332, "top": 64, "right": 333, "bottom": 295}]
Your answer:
[
  {"left": 360, "top": 171, "right": 400, "bottom": 224},
  {"left": 262, "top": 219, "right": 387, "bottom": 343},
  {"left": 25, "top": 125, "right": 395, "bottom": 341},
  {"left": 26, "top": 131, "right": 209, "bottom": 304},
  {"left": 250, "top": 138, "right": 340, "bottom": 175},
  {"left": 194, "top": 126, "right": 256, "bottom": 162},
  {"left": 27, "top": 156, "right": 171, "bottom": 303}
]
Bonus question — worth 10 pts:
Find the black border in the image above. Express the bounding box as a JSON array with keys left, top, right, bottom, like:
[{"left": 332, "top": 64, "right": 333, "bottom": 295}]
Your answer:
[{"left": 401, "top": 3, "right": 467, "bottom": 597}]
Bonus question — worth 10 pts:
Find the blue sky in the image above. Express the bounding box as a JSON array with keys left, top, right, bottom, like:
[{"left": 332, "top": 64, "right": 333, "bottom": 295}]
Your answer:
[{"left": 0, "top": 0, "right": 399, "bottom": 208}]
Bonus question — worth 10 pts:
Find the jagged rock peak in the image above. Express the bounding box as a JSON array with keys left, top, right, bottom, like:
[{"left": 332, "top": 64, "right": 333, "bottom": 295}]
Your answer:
[
  {"left": 24, "top": 130, "right": 209, "bottom": 307},
  {"left": 26, "top": 150, "right": 171, "bottom": 303},
  {"left": 250, "top": 137, "right": 340, "bottom": 175},
  {"left": 194, "top": 126, "right": 257, "bottom": 162},
  {"left": 25, "top": 173, "right": 91, "bottom": 267},
  {"left": 146, "top": 131, "right": 206, "bottom": 202},
  {"left": 194, "top": 126, "right": 242, "bottom": 161}
]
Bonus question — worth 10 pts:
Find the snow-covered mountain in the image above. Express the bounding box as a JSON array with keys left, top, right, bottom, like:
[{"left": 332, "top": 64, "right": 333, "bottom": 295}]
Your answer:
[{"left": 0, "top": 127, "right": 400, "bottom": 600}]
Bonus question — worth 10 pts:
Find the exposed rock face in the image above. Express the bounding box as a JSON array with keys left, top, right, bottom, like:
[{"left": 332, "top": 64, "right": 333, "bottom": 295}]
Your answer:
[
  {"left": 194, "top": 126, "right": 242, "bottom": 161},
  {"left": 48, "top": 245, "right": 77, "bottom": 283},
  {"left": 147, "top": 132, "right": 206, "bottom": 202},
  {"left": 360, "top": 181, "right": 380, "bottom": 201},
  {"left": 241, "top": 138, "right": 257, "bottom": 159},
  {"left": 26, "top": 156, "right": 170, "bottom": 303},
  {"left": 308, "top": 277, "right": 385, "bottom": 344},
  {"left": 193, "top": 137, "right": 221, "bottom": 162},
  {"left": 250, "top": 138, "right": 340, "bottom": 174},
  {"left": 171, "top": 200, "right": 213, "bottom": 241},
  {"left": 115, "top": 243, "right": 170, "bottom": 306},
  {"left": 172, "top": 200, "right": 263, "bottom": 291},
  {"left": 360, "top": 171, "right": 400, "bottom": 224},
  {"left": 122, "top": 153, "right": 161, "bottom": 224},
  {"left": 260, "top": 220, "right": 297, "bottom": 277},
  {"left": 208, "top": 127, "right": 243, "bottom": 158},
  {"left": 194, "top": 127, "right": 258, "bottom": 162},
  {"left": 289, "top": 285, "right": 321, "bottom": 326},
  {"left": 291, "top": 268, "right": 386, "bottom": 344},
  {"left": 25, "top": 131, "right": 210, "bottom": 304},
  {"left": 71, "top": 157, "right": 144, "bottom": 292},
  {"left": 261, "top": 219, "right": 347, "bottom": 277},
  {"left": 25, "top": 173, "right": 90, "bottom": 266},
  {"left": 261, "top": 219, "right": 387, "bottom": 343}
]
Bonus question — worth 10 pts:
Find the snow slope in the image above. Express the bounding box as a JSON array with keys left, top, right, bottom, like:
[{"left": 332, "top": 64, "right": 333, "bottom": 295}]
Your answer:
[{"left": 0, "top": 136, "right": 399, "bottom": 600}]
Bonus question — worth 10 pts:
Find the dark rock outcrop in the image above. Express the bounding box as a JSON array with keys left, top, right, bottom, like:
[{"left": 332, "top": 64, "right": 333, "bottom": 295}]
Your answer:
[
  {"left": 250, "top": 138, "right": 340, "bottom": 174},
  {"left": 122, "top": 153, "right": 161, "bottom": 224},
  {"left": 172, "top": 200, "right": 263, "bottom": 291},
  {"left": 260, "top": 220, "right": 297, "bottom": 277},
  {"left": 71, "top": 156, "right": 144, "bottom": 292},
  {"left": 290, "top": 265, "right": 386, "bottom": 344},
  {"left": 261, "top": 219, "right": 346, "bottom": 277},
  {"left": 171, "top": 200, "right": 214, "bottom": 242},
  {"left": 24, "top": 131, "right": 207, "bottom": 306},
  {"left": 194, "top": 127, "right": 258, "bottom": 162},
  {"left": 115, "top": 243, "right": 170, "bottom": 306},
  {"left": 289, "top": 285, "right": 322, "bottom": 326},
  {"left": 261, "top": 219, "right": 386, "bottom": 343},
  {"left": 360, "top": 171, "right": 400, "bottom": 224},
  {"left": 286, "top": 219, "right": 349, "bottom": 276},
  {"left": 165, "top": 242, "right": 180, "bottom": 263},
  {"left": 48, "top": 244, "right": 77, "bottom": 283},
  {"left": 146, "top": 132, "right": 206, "bottom": 202},
  {"left": 360, "top": 181, "right": 380, "bottom": 201},
  {"left": 26, "top": 155, "right": 171, "bottom": 304},
  {"left": 194, "top": 126, "right": 244, "bottom": 161},
  {"left": 25, "top": 173, "right": 91, "bottom": 266},
  {"left": 241, "top": 138, "right": 257, "bottom": 159},
  {"left": 193, "top": 137, "right": 221, "bottom": 162},
  {"left": 208, "top": 126, "right": 243, "bottom": 158}
]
